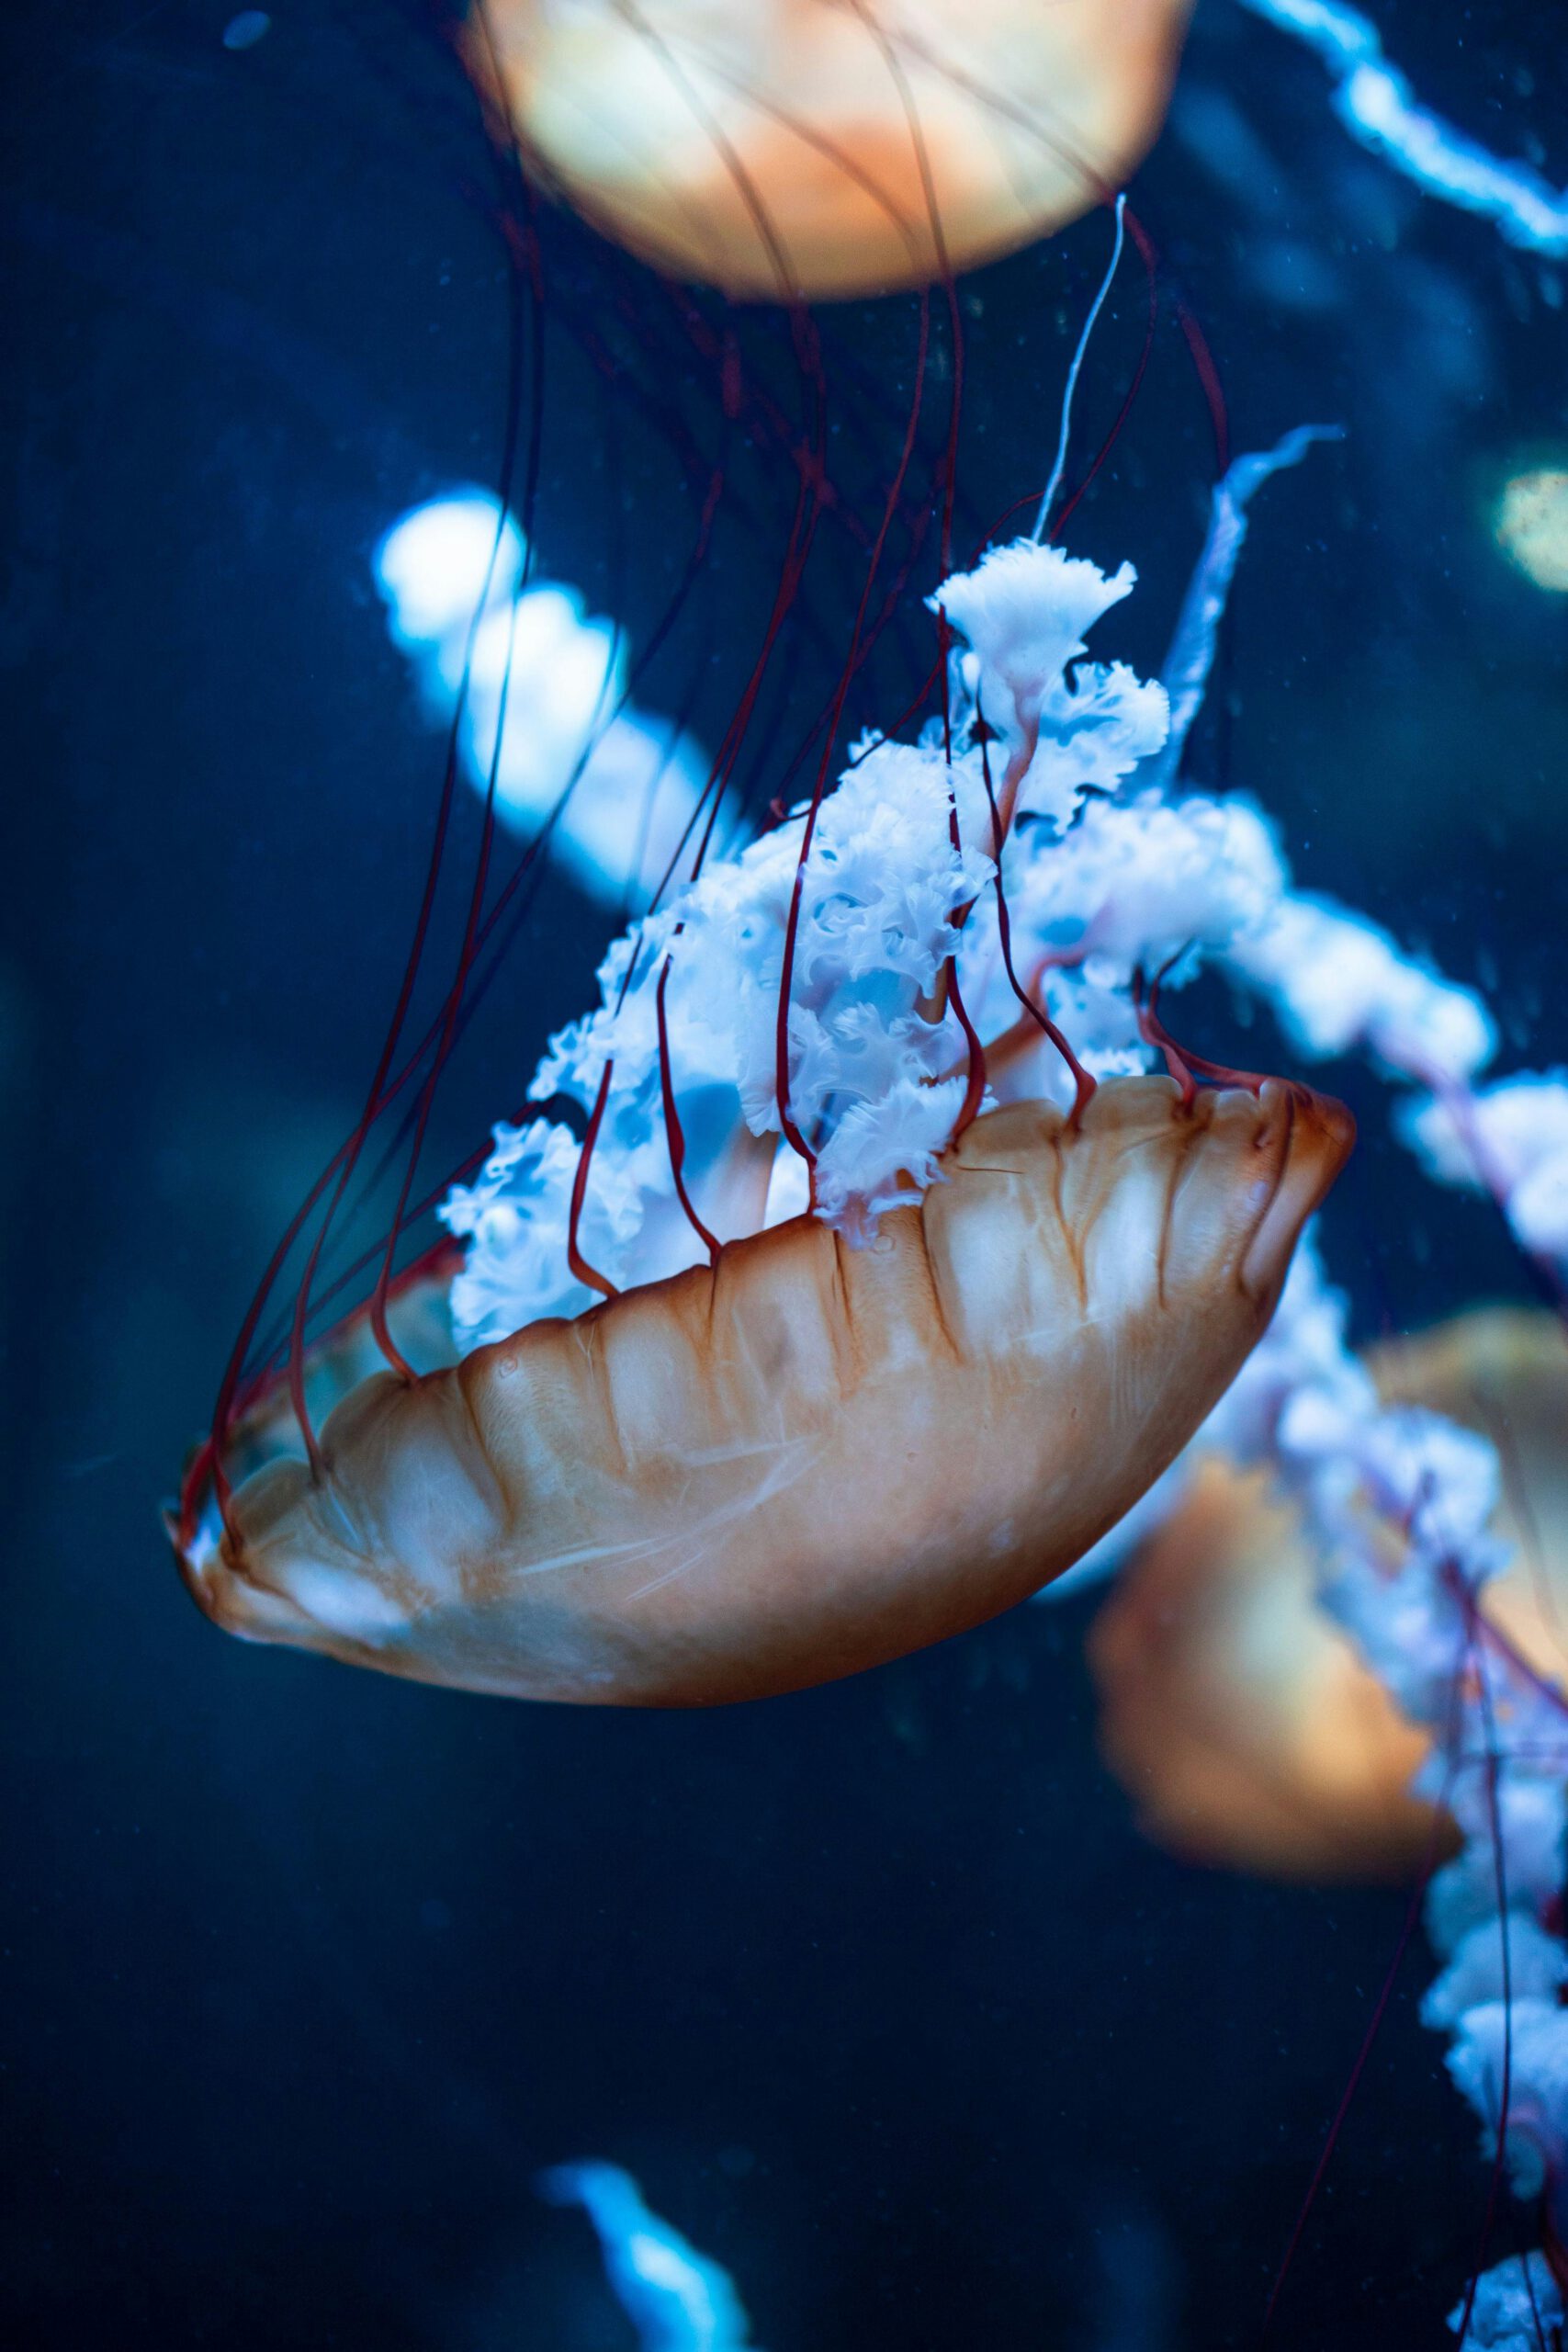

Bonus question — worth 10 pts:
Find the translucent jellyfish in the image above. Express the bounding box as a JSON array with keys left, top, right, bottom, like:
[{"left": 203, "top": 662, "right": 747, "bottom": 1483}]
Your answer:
[
  {"left": 1089, "top": 1307, "right": 1568, "bottom": 1882},
  {"left": 174, "top": 528, "right": 1350, "bottom": 1708},
  {"left": 464, "top": 0, "right": 1194, "bottom": 298}
]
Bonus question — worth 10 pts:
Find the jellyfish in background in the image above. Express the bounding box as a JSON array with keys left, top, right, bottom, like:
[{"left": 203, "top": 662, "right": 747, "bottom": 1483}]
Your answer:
[
  {"left": 175, "top": 500, "right": 1353, "bottom": 1706},
  {"left": 1494, "top": 469, "right": 1568, "bottom": 595},
  {"left": 1110, "top": 1232, "right": 1568, "bottom": 2346},
  {"left": 464, "top": 0, "right": 1194, "bottom": 297},
  {"left": 375, "top": 493, "right": 712, "bottom": 907},
  {"left": 1089, "top": 1445, "right": 1447, "bottom": 1884},
  {"left": 540, "top": 2163, "right": 759, "bottom": 2351},
  {"left": 1029, "top": 1001, "right": 1568, "bottom": 2342},
  {"left": 1089, "top": 1303, "right": 1568, "bottom": 1884}
]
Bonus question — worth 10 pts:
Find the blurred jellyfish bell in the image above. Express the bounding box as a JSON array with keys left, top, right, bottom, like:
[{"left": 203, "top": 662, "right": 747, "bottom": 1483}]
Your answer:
[
  {"left": 1371, "top": 1311, "right": 1568, "bottom": 1680},
  {"left": 1494, "top": 466, "right": 1568, "bottom": 594},
  {"left": 464, "top": 0, "right": 1195, "bottom": 298},
  {"left": 175, "top": 525, "right": 1352, "bottom": 1710},
  {"left": 1088, "top": 1453, "right": 1445, "bottom": 1882},
  {"left": 1089, "top": 1308, "right": 1568, "bottom": 1883}
]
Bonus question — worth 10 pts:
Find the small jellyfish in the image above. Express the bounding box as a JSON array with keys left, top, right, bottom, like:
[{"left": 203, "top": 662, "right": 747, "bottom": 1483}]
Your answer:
[
  {"left": 1089, "top": 1308, "right": 1568, "bottom": 1882},
  {"left": 464, "top": 0, "right": 1194, "bottom": 298}
]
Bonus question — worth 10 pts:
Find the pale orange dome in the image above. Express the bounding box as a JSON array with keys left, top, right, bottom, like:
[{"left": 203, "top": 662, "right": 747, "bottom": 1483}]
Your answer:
[
  {"left": 465, "top": 0, "right": 1194, "bottom": 299},
  {"left": 1089, "top": 1309, "right": 1568, "bottom": 1882}
]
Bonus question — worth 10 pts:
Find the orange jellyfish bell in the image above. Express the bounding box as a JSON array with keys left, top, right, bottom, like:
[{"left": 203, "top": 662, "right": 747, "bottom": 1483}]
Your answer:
[
  {"left": 175, "top": 528, "right": 1357, "bottom": 1709},
  {"left": 178, "top": 1077, "right": 1350, "bottom": 1708},
  {"left": 1370, "top": 1308, "right": 1568, "bottom": 1684},
  {"left": 1088, "top": 1453, "right": 1446, "bottom": 1882},
  {"left": 1089, "top": 1307, "right": 1568, "bottom": 1882},
  {"left": 465, "top": 0, "right": 1195, "bottom": 299}
]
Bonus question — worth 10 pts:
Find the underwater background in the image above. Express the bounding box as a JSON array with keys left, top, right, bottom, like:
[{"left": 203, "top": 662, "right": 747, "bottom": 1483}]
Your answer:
[{"left": 4, "top": 2, "right": 1567, "bottom": 2344}]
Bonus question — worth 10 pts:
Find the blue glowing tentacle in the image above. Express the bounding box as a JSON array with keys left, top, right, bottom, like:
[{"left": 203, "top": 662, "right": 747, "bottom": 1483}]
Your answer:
[
  {"left": 539, "top": 2162, "right": 761, "bottom": 2352},
  {"left": 1032, "top": 194, "right": 1127, "bottom": 543},
  {"left": 1149, "top": 421, "right": 1342, "bottom": 788},
  {"left": 1234, "top": 0, "right": 1568, "bottom": 258}
]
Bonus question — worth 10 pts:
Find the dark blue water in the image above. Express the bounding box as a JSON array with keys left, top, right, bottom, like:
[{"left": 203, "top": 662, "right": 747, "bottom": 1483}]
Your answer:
[{"left": 5, "top": 4, "right": 1566, "bottom": 2345}]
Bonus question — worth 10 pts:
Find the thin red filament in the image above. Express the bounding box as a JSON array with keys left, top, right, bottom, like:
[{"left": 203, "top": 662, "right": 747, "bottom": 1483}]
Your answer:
[
  {"left": 568, "top": 1061, "right": 620, "bottom": 1300},
  {"left": 976, "top": 722, "right": 1096, "bottom": 1120},
  {"left": 775, "top": 290, "right": 935, "bottom": 1162},
  {"left": 656, "top": 955, "right": 721, "bottom": 1265}
]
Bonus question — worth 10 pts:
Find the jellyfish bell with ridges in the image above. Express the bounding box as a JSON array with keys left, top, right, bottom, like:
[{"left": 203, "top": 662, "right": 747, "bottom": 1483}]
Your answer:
[
  {"left": 172, "top": 518, "right": 1353, "bottom": 1708},
  {"left": 464, "top": 0, "right": 1195, "bottom": 299},
  {"left": 1088, "top": 1307, "right": 1568, "bottom": 1883},
  {"left": 178, "top": 1073, "right": 1350, "bottom": 1706}
]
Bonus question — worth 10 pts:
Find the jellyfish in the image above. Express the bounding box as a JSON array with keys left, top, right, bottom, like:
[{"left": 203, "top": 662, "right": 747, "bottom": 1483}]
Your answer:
[
  {"left": 1089, "top": 1292, "right": 1568, "bottom": 1882},
  {"left": 463, "top": 0, "right": 1194, "bottom": 298},
  {"left": 1087, "top": 1450, "right": 1445, "bottom": 1883},
  {"left": 1058, "top": 1050, "right": 1568, "bottom": 2332},
  {"left": 174, "top": 524, "right": 1351, "bottom": 1708},
  {"left": 1161, "top": 1264, "right": 1568, "bottom": 2336}
]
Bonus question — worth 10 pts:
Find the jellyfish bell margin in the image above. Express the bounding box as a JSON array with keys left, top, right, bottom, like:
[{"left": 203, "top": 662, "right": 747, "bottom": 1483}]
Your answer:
[
  {"left": 463, "top": 0, "right": 1195, "bottom": 300},
  {"left": 174, "top": 1070, "right": 1351, "bottom": 1709}
]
